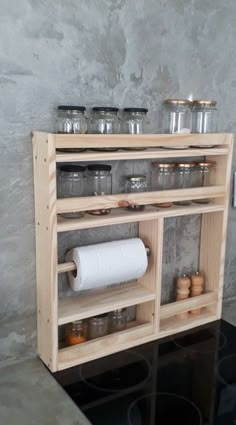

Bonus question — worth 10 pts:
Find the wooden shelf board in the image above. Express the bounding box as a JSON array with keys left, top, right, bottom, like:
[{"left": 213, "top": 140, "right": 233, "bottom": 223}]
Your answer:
[
  {"left": 56, "top": 186, "right": 225, "bottom": 214},
  {"left": 160, "top": 292, "right": 218, "bottom": 319},
  {"left": 58, "top": 282, "right": 156, "bottom": 325},
  {"left": 57, "top": 203, "right": 224, "bottom": 232},
  {"left": 51, "top": 133, "right": 231, "bottom": 150},
  {"left": 57, "top": 321, "right": 154, "bottom": 370}
]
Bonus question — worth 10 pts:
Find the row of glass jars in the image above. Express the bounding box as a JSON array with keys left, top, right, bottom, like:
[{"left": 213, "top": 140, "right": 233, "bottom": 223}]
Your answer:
[{"left": 66, "top": 309, "right": 127, "bottom": 346}]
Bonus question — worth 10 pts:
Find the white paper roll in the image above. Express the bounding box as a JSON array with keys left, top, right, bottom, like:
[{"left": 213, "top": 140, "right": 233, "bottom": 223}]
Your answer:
[{"left": 65, "top": 238, "right": 148, "bottom": 292}]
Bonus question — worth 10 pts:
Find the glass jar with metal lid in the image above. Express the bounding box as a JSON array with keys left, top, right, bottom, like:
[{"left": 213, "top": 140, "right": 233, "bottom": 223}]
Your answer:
[
  {"left": 125, "top": 175, "right": 148, "bottom": 211},
  {"left": 191, "top": 100, "right": 217, "bottom": 133},
  {"left": 57, "top": 165, "right": 86, "bottom": 219},
  {"left": 162, "top": 99, "right": 192, "bottom": 134},
  {"left": 87, "top": 164, "right": 112, "bottom": 215},
  {"left": 88, "top": 314, "right": 109, "bottom": 340},
  {"left": 108, "top": 308, "right": 127, "bottom": 333},
  {"left": 175, "top": 163, "right": 195, "bottom": 206},
  {"left": 57, "top": 105, "right": 87, "bottom": 134},
  {"left": 151, "top": 163, "right": 175, "bottom": 208},
  {"left": 89, "top": 107, "right": 120, "bottom": 134},
  {"left": 193, "top": 161, "right": 216, "bottom": 204},
  {"left": 121, "top": 108, "right": 150, "bottom": 134},
  {"left": 66, "top": 320, "right": 88, "bottom": 346}
]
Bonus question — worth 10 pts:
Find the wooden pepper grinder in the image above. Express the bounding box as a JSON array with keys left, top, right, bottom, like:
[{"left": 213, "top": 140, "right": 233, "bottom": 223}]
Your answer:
[
  {"left": 176, "top": 275, "right": 191, "bottom": 319},
  {"left": 190, "top": 272, "right": 204, "bottom": 315}
]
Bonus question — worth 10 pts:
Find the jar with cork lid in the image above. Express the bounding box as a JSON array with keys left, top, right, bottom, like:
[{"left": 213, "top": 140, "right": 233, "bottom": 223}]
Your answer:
[
  {"left": 162, "top": 99, "right": 192, "bottom": 134},
  {"left": 151, "top": 162, "right": 175, "bottom": 208},
  {"left": 191, "top": 100, "right": 217, "bottom": 134}
]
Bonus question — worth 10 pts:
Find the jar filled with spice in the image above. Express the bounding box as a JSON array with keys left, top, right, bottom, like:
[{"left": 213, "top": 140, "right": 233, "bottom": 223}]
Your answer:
[
  {"left": 88, "top": 314, "right": 109, "bottom": 340},
  {"left": 57, "top": 165, "right": 86, "bottom": 218},
  {"left": 57, "top": 105, "right": 87, "bottom": 134},
  {"left": 87, "top": 164, "right": 112, "bottom": 215},
  {"left": 191, "top": 100, "right": 217, "bottom": 133},
  {"left": 121, "top": 108, "right": 149, "bottom": 134},
  {"left": 162, "top": 99, "right": 192, "bottom": 134},
  {"left": 151, "top": 163, "right": 175, "bottom": 208},
  {"left": 125, "top": 175, "right": 148, "bottom": 211},
  {"left": 175, "top": 163, "right": 195, "bottom": 206},
  {"left": 108, "top": 309, "right": 127, "bottom": 333},
  {"left": 193, "top": 162, "right": 216, "bottom": 204},
  {"left": 66, "top": 320, "right": 88, "bottom": 346}
]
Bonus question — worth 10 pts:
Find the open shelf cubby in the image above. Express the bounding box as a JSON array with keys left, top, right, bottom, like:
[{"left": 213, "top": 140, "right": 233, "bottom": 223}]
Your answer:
[{"left": 32, "top": 132, "right": 233, "bottom": 372}]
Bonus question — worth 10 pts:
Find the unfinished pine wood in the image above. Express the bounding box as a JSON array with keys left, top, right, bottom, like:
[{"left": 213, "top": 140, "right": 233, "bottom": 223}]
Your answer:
[
  {"left": 32, "top": 133, "right": 58, "bottom": 372},
  {"left": 58, "top": 282, "right": 156, "bottom": 325},
  {"left": 160, "top": 292, "right": 218, "bottom": 319},
  {"left": 57, "top": 262, "right": 75, "bottom": 274},
  {"left": 58, "top": 322, "right": 154, "bottom": 369},
  {"left": 53, "top": 132, "right": 230, "bottom": 149},
  {"left": 57, "top": 203, "right": 224, "bottom": 232},
  {"left": 57, "top": 186, "right": 225, "bottom": 214},
  {"left": 56, "top": 146, "right": 229, "bottom": 163}
]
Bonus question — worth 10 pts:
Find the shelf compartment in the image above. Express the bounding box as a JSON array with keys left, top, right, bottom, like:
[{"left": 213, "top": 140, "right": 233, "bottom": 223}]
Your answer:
[
  {"left": 58, "top": 282, "right": 156, "bottom": 325},
  {"left": 57, "top": 321, "right": 155, "bottom": 370},
  {"left": 57, "top": 203, "right": 224, "bottom": 233},
  {"left": 160, "top": 292, "right": 218, "bottom": 320},
  {"left": 54, "top": 133, "right": 230, "bottom": 150},
  {"left": 57, "top": 186, "right": 225, "bottom": 214}
]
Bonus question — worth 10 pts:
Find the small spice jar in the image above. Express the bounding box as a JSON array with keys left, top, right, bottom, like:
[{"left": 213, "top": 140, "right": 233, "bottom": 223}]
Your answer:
[
  {"left": 88, "top": 314, "right": 109, "bottom": 340},
  {"left": 191, "top": 100, "right": 217, "bottom": 133},
  {"left": 89, "top": 107, "right": 120, "bottom": 134},
  {"left": 57, "top": 105, "right": 87, "bottom": 134},
  {"left": 66, "top": 320, "right": 88, "bottom": 346},
  {"left": 87, "top": 164, "right": 112, "bottom": 215},
  {"left": 162, "top": 99, "right": 192, "bottom": 134},
  {"left": 108, "top": 309, "right": 127, "bottom": 333},
  {"left": 175, "top": 163, "right": 195, "bottom": 206},
  {"left": 151, "top": 163, "right": 175, "bottom": 208},
  {"left": 125, "top": 175, "right": 148, "bottom": 211},
  {"left": 121, "top": 108, "right": 149, "bottom": 134},
  {"left": 193, "top": 162, "right": 215, "bottom": 204},
  {"left": 57, "top": 165, "right": 86, "bottom": 218}
]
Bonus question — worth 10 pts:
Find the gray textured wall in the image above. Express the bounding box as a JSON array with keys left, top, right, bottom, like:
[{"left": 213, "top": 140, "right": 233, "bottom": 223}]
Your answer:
[{"left": 1, "top": 0, "right": 236, "bottom": 366}]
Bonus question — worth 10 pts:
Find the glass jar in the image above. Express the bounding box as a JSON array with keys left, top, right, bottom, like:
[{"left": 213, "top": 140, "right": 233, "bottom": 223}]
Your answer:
[
  {"left": 57, "top": 165, "right": 86, "bottom": 218},
  {"left": 121, "top": 108, "right": 149, "bottom": 134},
  {"left": 57, "top": 105, "right": 87, "bottom": 134},
  {"left": 151, "top": 163, "right": 175, "bottom": 208},
  {"left": 162, "top": 99, "right": 192, "bottom": 134},
  {"left": 88, "top": 314, "right": 109, "bottom": 340},
  {"left": 191, "top": 100, "right": 217, "bottom": 133},
  {"left": 108, "top": 309, "right": 127, "bottom": 333},
  {"left": 193, "top": 162, "right": 216, "bottom": 204},
  {"left": 66, "top": 320, "right": 88, "bottom": 346},
  {"left": 89, "top": 107, "right": 120, "bottom": 134},
  {"left": 87, "top": 164, "right": 112, "bottom": 215},
  {"left": 175, "top": 163, "right": 195, "bottom": 206},
  {"left": 125, "top": 175, "right": 148, "bottom": 211}
]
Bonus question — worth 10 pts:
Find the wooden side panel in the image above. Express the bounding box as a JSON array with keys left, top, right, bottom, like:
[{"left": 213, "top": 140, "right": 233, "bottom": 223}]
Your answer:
[{"left": 32, "top": 132, "right": 58, "bottom": 371}]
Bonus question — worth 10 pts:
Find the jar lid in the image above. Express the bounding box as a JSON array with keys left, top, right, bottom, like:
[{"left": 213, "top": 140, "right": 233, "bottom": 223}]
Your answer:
[
  {"left": 126, "top": 175, "right": 147, "bottom": 181},
  {"left": 123, "top": 107, "right": 148, "bottom": 113},
  {"left": 176, "top": 162, "right": 195, "bottom": 168},
  {"left": 152, "top": 162, "right": 175, "bottom": 168},
  {"left": 87, "top": 164, "right": 112, "bottom": 172},
  {"left": 197, "top": 161, "right": 215, "bottom": 167},
  {"left": 192, "top": 100, "right": 217, "bottom": 106},
  {"left": 58, "top": 105, "right": 86, "bottom": 112},
  {"left": 92, "top": 106, "right": 119, "bottom": 112},
  {"left": 60, "top": 165, "right": 86, "bottom": 173},
  {"left": 164, "top": 99, "right": 192, "bottom": 105},
  {"left": 72, "top": 320, "right": 84, "bottom": 325}
]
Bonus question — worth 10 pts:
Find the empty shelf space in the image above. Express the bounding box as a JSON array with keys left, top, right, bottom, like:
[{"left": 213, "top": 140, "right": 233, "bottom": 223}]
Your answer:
[
  {"left": 58, "top": 282, "right": 156, "bottom": 325},
  {"left": 160, "top": 292, "right": 218, "bottom": 320},
  {"left": 57, "top": 321, "right": 155, "bottom": 370}
]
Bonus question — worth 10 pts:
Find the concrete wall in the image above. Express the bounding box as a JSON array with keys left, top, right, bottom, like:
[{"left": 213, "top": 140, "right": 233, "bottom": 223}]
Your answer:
[{"left": 1, "top": 0, "right": 236, "bottom": 366}]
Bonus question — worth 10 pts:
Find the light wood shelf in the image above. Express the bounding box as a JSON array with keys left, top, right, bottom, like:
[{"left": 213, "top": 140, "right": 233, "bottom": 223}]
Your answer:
[{"left": 32, "top": 132, "right": 233, "bottom": 372}]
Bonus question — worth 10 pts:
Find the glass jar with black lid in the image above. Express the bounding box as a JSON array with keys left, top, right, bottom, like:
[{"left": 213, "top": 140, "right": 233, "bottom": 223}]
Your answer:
[
  {"left": 122, "top": 108, "right": 149, "bottom": 134},
  {"left": 57, "top": 105, "right": 87, "bottom": 134},
  {"left": 87, "top": 164, "right": 112, "bottom": 215},
  {"left": 89, "top": 107, "right": 120, "bottom": 134}
]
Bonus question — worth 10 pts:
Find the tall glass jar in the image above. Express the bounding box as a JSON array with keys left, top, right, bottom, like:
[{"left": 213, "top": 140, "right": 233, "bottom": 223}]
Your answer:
[
  {"left": 89, "top": 107, "right": 120, "bottom": 134},
  {"left": 191, "top": 100, "right": 217, "bottom": 133},
  {"left": 87, "top": 164, "right": 112, "bottom": 215},
  {"left": 151, "top": 163, "right": 175, "bottom": 208},
  {"left": 88, "top": 314, "right": 109, "bottom": 340},
  {"left": 125, "top": 175, "right": 148, "bottom": 211},
  {"left": 121, "top": 108, "right": 149, "bottom": 134},
  {"left": 66, "top": 320, "right": 88, "bottom": 346},
  {"left": 162, "top": 99, "right": 192, "bottom": 134},
  {"left": 193, "top": 162, "right": 216, "bottom": 204},
  {"left": 108, "top": 309, "right": 127, "bottom": 333},
  {"left": 57, "top": 106, "right": 87, "bottom": 134},
  {"left": 57, "top": 165, "right": 86, "bottom": 218},
  {"left": 175, "top": 163, "right": 195, "bottom": 206}
]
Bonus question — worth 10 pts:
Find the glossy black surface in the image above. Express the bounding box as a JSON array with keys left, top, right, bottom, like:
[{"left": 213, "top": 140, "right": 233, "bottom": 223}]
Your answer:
[{"left": 54, "top": 320, "right": 236, "bottom": 425}]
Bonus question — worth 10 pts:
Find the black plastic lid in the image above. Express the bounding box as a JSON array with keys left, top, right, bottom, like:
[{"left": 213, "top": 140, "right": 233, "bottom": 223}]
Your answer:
[
  {"left": 92, "top": 107, "right": 119, "bottom": 113},
  {"left": 87, "top": 164, "right": 112, "bottom": 172},
  {"left": 58, "top": 105, "right": 86, "bottom": 112},
  {"left": 60, "top": 165, "right": 86, "bottom": 173},
  {"left": 123, "top": 107, "right": 148, "bottom": 113}
]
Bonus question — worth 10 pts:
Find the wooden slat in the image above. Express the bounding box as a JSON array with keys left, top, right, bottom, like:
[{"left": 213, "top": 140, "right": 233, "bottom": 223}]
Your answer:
[
  {"left": 57, "top": 186, "right": 225, "bottom": 214},
  {"left": 160, "top": 292, "right": 218, "bottom": 319},
  {"left": 52, "top": 132, "right": 231, "bottom": 149},
  {"left": 58, "top": 282, "right": 156, "bottom": 325},
  {"left": 159, "top": 310, "right": 217, "bottom": 338},
  {"left": 57, "top": 322, "right": 154, "bottom": 369},
  {"left": 56, "top": 147, "right": 229, "bottom": 162},
  {"left": 57, "top": 203, "right": 224, "bottom": 232}
]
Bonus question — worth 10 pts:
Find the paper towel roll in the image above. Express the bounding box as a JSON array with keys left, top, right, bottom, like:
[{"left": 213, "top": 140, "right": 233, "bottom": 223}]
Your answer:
[{"left": 65, "top": 238, "right": 148, "bottom": 292}]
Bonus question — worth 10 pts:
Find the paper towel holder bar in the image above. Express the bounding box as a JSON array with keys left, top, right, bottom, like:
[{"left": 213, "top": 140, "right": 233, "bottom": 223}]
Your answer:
[{"left": 57, "top": 245, "right": 151, "bottom": 275}]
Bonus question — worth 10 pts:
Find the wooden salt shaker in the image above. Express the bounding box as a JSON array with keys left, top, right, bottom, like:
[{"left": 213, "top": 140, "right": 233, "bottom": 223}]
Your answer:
[
  {"left": 176, "top": 275, "right": 191, "bottom": 319},
  {"left": 190, "top": 272, "right": 204, "bottom": 315}
]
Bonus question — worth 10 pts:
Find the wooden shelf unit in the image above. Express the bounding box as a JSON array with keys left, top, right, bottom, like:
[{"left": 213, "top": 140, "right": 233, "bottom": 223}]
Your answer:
[{"left": 32, "top": 132, "right": 233, "bottom": 372}]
